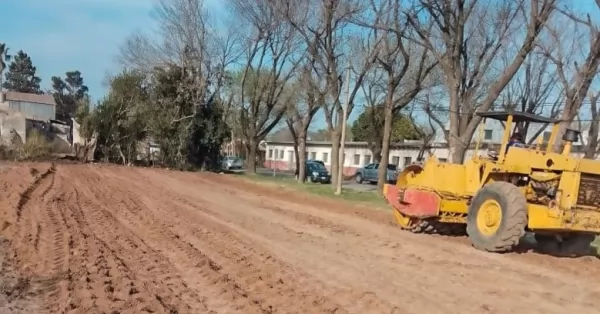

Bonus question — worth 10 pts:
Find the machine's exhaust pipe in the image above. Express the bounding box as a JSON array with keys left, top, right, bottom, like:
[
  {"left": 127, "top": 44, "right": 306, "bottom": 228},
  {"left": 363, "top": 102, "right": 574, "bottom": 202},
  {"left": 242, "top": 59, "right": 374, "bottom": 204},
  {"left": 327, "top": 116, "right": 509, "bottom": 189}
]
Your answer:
[{"left": 562, "top": 129, "right": 580, "bottom": 156}]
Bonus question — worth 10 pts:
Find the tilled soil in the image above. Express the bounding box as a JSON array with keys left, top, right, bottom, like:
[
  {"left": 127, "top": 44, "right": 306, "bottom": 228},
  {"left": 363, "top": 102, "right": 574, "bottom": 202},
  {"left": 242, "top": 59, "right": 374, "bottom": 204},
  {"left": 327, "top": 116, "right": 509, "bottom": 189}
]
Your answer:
[{"left": 0, "top": 162, "right": 599, "bottom": 314}]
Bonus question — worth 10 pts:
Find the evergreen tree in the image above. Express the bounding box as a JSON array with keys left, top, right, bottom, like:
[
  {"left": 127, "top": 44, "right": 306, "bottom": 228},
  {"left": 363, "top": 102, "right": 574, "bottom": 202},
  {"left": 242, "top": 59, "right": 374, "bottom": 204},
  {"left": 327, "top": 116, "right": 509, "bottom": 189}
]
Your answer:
[
  {"left": 52, "top": 71, "right": 89, "bottom": 121},
  {"left": 0, "top": 43, "right": 11, "bottom": 92},
  {"left": 2, "top": 50, "right": 42, "bottom": 94}
]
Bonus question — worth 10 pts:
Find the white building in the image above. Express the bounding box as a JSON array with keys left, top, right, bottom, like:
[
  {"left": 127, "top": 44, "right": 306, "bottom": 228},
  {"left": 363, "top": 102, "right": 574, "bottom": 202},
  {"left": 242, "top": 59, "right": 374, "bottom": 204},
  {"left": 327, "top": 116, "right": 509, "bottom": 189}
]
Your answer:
[
  {"left": 265, "top": 140, "right": 485, "bottom": 175},
  {"left": 265, "top": 119, "right": 592, "bottom": 175}
]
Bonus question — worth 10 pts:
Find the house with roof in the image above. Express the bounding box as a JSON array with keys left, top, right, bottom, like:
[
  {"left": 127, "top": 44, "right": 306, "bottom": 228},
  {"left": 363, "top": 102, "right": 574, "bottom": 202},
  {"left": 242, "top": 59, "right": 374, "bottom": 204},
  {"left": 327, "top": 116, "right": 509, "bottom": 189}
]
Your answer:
[{"left": 0, "top": 91, "right": 68, "bottom": 146}]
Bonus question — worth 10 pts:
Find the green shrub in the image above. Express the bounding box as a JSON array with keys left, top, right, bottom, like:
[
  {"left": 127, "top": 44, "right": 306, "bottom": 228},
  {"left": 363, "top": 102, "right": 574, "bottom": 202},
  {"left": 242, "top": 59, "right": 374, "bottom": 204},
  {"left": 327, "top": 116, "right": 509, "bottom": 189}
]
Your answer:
[{"left": 20, "top": 130, "right": 52, "bottom": 161}]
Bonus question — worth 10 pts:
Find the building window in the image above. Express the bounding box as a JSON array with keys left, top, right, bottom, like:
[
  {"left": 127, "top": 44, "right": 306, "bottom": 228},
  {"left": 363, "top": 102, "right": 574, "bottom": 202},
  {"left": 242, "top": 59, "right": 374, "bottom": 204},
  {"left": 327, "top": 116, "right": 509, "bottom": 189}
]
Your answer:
[
  {"left": 305, "top": 152, "right": 308, "bottom": 160},
  {"left": 543, "top": 131, "right": 551, "bottom": 142},
  {"left": 279, "top": 150, "right": 284, "bottom": 159},
  {"left": 484, "top": 129, "right": 493, "bottom": 140},
  {"left": 404, "top": 156, "right": 412, "bottom": 167},
  {"left": 364, "top": 154, "right": 372, "bottom": 165},
  {"left": 354, "top": 154, "right": 361, "bottom": 165},
  {"left": 392, "top": 156, "right": 400, "bottom": 166},
  {"left": 274, "top": 149, "right": 279, "bottom": 159},
  {"left": 311, "top": 152, "right": 317, "bottom": 160},
  {"left": 443, "top": 130, "right": 450, "bottom": 140},
  {"left": 322, "top": 152, "right": 329, "bottom": 163},
  {"left": 439, "top": 158, "right": 447, "bottom": 162},
  {"left": 343, "top": 153, "right": 346, "bottom": 165},
  {"left": 268, "top": 149, "right": 273, "bottom": 158}
]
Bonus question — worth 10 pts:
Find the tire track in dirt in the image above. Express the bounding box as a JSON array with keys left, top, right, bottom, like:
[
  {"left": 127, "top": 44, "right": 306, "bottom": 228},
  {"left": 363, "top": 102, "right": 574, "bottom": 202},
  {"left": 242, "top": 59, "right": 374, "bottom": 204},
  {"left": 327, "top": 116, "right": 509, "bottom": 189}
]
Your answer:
[
  {"left": 84, "top": 165, "right": 347, "bottom": 314},
  {"left": 16, "top": 164, "right": 55, "bottom": 221},
  {"left": 111, "top": 168, "right": 422, "bottom": 313},
  {"left": 3, "top": 163, "right": 600, "bottom": 313},
  {"left": 64, "top": 184, "right": 167, "bottom": 313},
  {"left": 204, "top": 172, "right": 600, "bottom": 277},
  {"left": 71, "top": 173, "right": 199, "bottom": 313},
  {"left": 131, "top": 168, "right": 600, "bottom": 313}
]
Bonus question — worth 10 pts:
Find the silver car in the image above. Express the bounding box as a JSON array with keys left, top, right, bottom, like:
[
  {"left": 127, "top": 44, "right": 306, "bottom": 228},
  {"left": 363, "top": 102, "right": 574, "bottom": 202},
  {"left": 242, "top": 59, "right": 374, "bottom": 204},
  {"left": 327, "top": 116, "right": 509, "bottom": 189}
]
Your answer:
[
  {"left": 354, "top": 163, "right": 398, "bottom": 184},
  {"left": 222, "top": 156, "right": 243, "bottom": 170}
]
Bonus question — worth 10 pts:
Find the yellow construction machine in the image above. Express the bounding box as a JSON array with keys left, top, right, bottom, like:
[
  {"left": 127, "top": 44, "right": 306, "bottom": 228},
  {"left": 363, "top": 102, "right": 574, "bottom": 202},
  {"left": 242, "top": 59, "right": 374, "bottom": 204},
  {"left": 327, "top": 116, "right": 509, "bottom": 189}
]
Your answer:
[{"left": 384, "top": 111, "right": 600, "bottom": 256}]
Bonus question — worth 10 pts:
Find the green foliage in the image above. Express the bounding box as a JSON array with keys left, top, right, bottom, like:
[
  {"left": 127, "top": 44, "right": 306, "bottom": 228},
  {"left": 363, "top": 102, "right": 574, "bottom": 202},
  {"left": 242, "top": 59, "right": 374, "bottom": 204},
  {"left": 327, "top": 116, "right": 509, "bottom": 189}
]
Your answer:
[
  {"left": 2, "top": 50, "right": 42, "bottom": 94},
  {"left": 75, "top": 97, "right": 94, "bottom": 141},
  {"left": 147, "top": 65, "right": 230, "bottom": 170},
  {"left": 91, "top": 70, "right": 148, "bottom": 165},
  {"left": 52, "top": 71, "right": 90, "bottom": 121},
  {"left": 20, "top": 130, "right": 52, "bottom": 161},
  {"left": 352, "top": 105, "right": 423, "bottom": 143},
  {"left": 0, "top": 43, "right": 10, "bottom": 84},
  {"left": 84, "top": 65, "right": 230, "bottom": 170}
]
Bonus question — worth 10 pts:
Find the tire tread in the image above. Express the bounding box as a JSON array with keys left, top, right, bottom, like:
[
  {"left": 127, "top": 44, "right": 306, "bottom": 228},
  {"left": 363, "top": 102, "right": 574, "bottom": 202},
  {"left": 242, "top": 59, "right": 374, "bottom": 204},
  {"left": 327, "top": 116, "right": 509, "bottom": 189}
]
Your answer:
[{"left": 467, "top": 181, "right": 528, "bottom": 252}]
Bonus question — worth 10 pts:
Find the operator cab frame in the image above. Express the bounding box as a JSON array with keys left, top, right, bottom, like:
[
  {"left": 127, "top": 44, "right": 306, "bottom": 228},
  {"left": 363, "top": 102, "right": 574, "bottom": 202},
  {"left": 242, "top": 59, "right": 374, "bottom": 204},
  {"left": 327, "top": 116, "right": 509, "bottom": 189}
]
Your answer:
[{"left": 474, "top": 111, "right": 580, "bottom": 162}]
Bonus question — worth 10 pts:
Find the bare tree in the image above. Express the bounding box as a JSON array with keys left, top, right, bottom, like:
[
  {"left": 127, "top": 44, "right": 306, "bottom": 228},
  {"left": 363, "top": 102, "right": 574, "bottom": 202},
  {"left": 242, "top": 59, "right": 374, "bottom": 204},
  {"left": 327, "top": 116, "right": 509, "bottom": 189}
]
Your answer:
[
  {"left": 356, "top": 69, "right": 386, "bottom": 162},
  {"left": 286, "top": 59, "right": 323, "bottom": 183},
  {"left": 584, "top": 90, "right": 600, "bottom": 158},
  {"left": 406, "top": 0, "right": 556, "bottom": 163},
  {"left": 501, "top": 51, "right": 563, "bottom": 144},
  {"left": 229, "top": 0, "right": 303, "bottom": 173},
  {"left": 359, "top": 0, "right": 438, "bottom": 191},
  {"left": 275, "top": 0, "right": 381, "bottom": 187},
  {"left": 117, "top": 0, "right": 234, "bottom": 168},
  {"left": 539, "top": 3, "right": 600, "bottom": 152}
]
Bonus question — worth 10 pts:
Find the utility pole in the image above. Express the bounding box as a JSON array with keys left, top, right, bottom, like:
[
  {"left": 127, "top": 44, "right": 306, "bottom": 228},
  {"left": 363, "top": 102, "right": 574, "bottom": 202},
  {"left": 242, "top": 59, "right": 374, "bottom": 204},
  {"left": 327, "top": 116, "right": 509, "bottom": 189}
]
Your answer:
[{"left": 335, "top": 64, "right": 351, "bottom": 195}]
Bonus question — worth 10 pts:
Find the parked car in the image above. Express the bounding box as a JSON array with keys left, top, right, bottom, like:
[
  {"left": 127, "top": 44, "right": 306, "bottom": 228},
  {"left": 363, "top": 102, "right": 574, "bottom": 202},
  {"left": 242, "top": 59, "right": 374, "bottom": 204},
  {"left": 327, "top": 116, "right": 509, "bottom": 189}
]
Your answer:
[
  {"left": 354, "top": 163, "right": 398, "bottom": 184},
  {"left": 294, "top": 159, "right": 325, "bottom": 177},
  {"left": 306, "top": 159, "right": 325, "bottom": 167},
  {"left": 221, "top": 156, "right": 243, "bottom": 171},
  {"left": 295, "top": 160, "right": 331, "bottom": 184}
]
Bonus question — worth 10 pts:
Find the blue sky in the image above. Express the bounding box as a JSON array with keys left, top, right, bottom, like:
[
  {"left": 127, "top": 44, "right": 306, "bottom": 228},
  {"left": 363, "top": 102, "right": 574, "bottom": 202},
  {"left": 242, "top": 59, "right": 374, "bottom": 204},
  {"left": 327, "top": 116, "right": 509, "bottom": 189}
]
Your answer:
[
  {"left": 0, "top": 0, "right": 225, "bottom": 101},
  {"left": 1, "top": 0, "right": 598, "bottom": 131},
  {"left": 0, "top": 0, "right": 158, "bottom": 100}
]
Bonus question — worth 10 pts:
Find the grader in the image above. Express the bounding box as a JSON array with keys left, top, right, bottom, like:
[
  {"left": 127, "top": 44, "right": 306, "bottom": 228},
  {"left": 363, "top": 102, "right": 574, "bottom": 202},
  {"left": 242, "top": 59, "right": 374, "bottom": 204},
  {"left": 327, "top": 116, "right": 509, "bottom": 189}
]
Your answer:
[{"left": 384, "top": 111, "right": 600, "bottom": 256}]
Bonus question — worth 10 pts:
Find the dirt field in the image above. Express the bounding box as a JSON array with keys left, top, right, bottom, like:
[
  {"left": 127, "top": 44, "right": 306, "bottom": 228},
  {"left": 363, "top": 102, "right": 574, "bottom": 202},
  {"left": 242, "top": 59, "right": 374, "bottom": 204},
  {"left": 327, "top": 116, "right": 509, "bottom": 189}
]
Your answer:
[{"left": 0, "top": 162, "right": 599, "bottom": 314}]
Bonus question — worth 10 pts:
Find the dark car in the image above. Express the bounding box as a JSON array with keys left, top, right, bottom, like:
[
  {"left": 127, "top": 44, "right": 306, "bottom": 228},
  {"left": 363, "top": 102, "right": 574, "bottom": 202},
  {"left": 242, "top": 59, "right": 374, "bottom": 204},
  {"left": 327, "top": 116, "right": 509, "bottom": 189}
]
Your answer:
[
  {"left": 295, "top": 160, "right": 331, "bottom": 184},
  {"left": 307, "top": 159, "right": 325, "bottom": 167}
]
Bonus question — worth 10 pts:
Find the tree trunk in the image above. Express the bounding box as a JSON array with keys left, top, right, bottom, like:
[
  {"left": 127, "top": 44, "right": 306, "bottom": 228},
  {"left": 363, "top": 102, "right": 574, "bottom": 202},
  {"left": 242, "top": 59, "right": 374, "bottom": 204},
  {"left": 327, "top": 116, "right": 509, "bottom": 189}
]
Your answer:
[
  {"left": 246, "top": 139, "right": 258, "bottom": 174},
  {"left": 445, "top": 83, "right": 471, "bottom": 164},
  {"left": 585, "top": 119, "right": 599, "bottom": 159},
  {"left": 451, "top": 141, "right": 469, "bottom": 163},
  {"left": 297, "top": 136, "right": 307, "bottom": 183},
  {"left": 371, "top": 143, "right": 382, "bottom": 163},
  {"left": 585, "top": 93, "right": 600, "bottom": 159},
  {"left": 294, "top": 144, "right": 300, "bottom": 178},
  {"left": 377, "top": 105, "right": 394, "bottom": 192},
  {"left": 330, "top": 130, "right": 341, "bottom": 188}
]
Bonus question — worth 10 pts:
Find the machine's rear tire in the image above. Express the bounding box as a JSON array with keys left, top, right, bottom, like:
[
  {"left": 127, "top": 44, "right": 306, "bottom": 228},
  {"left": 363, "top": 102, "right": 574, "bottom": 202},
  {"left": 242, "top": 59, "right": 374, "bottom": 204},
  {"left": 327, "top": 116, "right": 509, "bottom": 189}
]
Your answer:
[
  {"left": 535, "top": 233, "right": 595, "bottom": 257},
  {"left": 466, "top": 182, "right": 527, "bottom": 252}
]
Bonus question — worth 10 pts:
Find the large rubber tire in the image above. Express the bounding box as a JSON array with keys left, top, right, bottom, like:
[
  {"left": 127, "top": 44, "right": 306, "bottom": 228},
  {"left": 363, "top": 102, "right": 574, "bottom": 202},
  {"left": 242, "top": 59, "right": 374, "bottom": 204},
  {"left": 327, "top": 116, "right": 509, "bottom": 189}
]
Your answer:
[
  {"left": 535, "top": 233, "right": 595, "bottom": 257},
  {"left": 466, "top": 181, "right": 528, "bottom": 252}
]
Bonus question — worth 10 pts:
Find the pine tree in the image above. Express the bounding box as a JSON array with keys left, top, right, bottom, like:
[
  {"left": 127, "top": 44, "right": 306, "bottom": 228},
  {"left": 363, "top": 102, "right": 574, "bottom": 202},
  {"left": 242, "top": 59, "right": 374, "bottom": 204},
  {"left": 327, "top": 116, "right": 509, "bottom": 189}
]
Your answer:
[
  {"left": 52, "top": 71, "right": 89, "bottom": 120},
  {"left": 0, "top": 43, "right": 11, "bottom": 92},
  {"left": 2, "top": 50, "right": 42, "bottom": 94}
]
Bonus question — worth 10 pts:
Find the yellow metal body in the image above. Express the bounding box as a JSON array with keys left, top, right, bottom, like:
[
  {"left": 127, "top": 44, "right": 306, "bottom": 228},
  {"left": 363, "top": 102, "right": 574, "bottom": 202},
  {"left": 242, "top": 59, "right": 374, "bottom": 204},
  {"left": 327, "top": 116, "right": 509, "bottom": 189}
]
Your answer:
[{"left": 388, "top": 112, "right": 600, "bottom": 234}]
